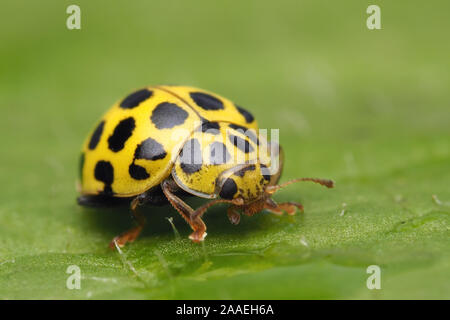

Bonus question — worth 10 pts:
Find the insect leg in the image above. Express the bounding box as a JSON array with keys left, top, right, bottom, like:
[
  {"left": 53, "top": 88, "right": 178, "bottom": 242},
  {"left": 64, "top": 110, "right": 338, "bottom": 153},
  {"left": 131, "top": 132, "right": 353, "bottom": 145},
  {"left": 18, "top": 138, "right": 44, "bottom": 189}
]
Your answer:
[
  {"left": 227, "top": 206, "right": 241, "bottom": 225},
  {"left": 161, "top": 179, "right": 207, "bottom": 242},
  {"left": 109, "top": 194, "right": 147, "bottom": 248},
  {"left": 264, "top": 199, "right": 304, "bottom": 216}
]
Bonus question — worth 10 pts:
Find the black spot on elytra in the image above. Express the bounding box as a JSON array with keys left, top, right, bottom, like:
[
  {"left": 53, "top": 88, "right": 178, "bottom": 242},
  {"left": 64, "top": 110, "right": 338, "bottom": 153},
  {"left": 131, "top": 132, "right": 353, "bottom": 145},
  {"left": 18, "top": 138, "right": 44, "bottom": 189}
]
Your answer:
[
  {"left": 94, "top": 161, "right": 114, "bottom": 194},
  {"left": 229, "top": 134, "right": 254, "bottom": 153},
  {"left": 190, "top": 92, "right": 224, "bottom": 110},
  {"left": 228, "top": 123, "right": 247, "bottom": 131},
  {"left": 180, "top": 163, "right": 203, "bottom": 174},
  {"left": 79, "top": 153, "right": 85, "bottom": 181},
  {"left": 88, "top": 121, "right": 105, "bottom": 150},
  {"left": 179, "top": 138, "right": 203, "bottom": 174},
  {"left": 234, "top": 164, "right": 256, "bottom": 177},
  {"left": 209, "top": 142, "right": 231, "bottom": 165},
  {"left": 134, "top": 137, "right": 167, "bottom": 161},
  {"left": 120, "top": 89, "right": 153, "bottom": 109},
  {"left": 129, "top": 163, "right": 150, "bottom": 180},
  {"left": 151, "top": 102, "right": 189, "bottom": 129},
  {"left": 229, "top": 123, "right": 259, "bottom": 145},
  {"left": 108, "top": 117, "right": 135, "bottom": 152},
  {"left": 102, "top": 186, "right": 112, "bottom": 195},
  {"left": 236, "top": 105, "right": 254, "bottom": 123},
  {"left": 260, "top": 164, "right": 271, "bottom": 181},
  {"left": 219, "top": 178, "right": 237, "bottom": 200},
  {"left": 200, "top": 121, "right": 220, "bottom": 134}
]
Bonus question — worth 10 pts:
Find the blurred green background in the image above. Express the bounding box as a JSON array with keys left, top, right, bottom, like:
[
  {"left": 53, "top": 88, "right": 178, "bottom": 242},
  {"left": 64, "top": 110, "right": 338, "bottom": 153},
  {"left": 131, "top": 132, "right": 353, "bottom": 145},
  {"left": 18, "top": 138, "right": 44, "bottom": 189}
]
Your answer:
[{"left": 0, "top": 0, "right": 449, "bottom": 299}]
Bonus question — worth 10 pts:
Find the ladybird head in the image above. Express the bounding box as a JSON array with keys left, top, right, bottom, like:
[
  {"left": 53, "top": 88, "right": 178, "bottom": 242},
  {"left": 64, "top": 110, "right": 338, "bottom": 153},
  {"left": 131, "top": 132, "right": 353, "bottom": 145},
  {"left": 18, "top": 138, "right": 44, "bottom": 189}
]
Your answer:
[
  {"left": 213, "top": 141, "right": 284, "bottom": 203},
  {"left": 215, "top": 164, "right": 333, "bottom": 203}
]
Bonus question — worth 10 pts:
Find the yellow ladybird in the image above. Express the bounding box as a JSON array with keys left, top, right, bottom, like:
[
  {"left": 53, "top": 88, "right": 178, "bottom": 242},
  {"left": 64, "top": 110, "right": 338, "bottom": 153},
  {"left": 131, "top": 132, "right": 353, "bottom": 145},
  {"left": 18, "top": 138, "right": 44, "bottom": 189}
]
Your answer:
[{"left": 77, "top": 85, "right": 334, "bottom": 247}]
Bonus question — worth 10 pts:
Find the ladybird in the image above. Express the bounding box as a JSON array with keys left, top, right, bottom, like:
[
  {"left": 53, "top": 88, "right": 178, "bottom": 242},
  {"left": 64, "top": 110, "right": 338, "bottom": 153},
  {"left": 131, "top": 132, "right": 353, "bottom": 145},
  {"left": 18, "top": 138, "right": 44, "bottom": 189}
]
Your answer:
[{"left": 77, "top": 85, "right": 334, "bottom": 247}]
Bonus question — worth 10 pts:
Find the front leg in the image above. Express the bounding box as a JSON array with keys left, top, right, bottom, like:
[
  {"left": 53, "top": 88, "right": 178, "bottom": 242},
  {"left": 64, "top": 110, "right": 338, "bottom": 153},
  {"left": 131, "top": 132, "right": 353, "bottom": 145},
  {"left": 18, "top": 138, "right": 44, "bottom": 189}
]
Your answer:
[
  {"left": 161, "top": 179, "right": 207, "bottom": 242},
  {"left": 264, "top": 199, "right": 304, "bottom": 216},
  {"left": 109, "top": 193, "right": 147, "bottom": 248},
  {"left": 227, "top": 206, "right": 241, "bottom": 225},
  {"left": 162, "top": 179, "right": 244, "bottom": 242}
]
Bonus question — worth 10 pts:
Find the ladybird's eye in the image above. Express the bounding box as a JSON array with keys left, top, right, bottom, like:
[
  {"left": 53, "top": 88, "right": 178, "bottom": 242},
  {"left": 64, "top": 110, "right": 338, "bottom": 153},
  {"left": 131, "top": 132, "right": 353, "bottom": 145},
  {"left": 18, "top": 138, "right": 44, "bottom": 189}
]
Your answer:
[{"left": 219, "top": 178, "right": 238, "bottom": 200}]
